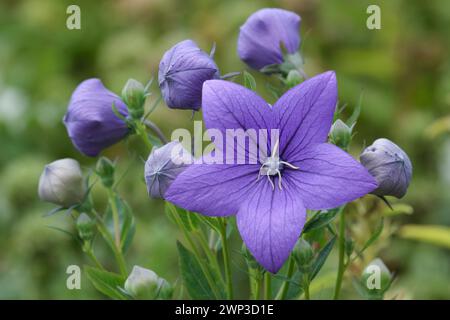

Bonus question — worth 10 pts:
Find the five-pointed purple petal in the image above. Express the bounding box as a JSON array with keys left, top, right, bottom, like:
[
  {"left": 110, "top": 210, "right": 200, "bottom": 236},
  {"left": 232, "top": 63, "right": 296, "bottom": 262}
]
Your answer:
[{"left": 166, "top": 71, "right": 377, "bottom": 273}]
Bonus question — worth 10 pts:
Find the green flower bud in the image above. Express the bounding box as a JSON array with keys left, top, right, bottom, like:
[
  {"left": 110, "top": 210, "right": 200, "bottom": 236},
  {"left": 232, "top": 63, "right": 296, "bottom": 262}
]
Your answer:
[
  {"left": 285, "top": 70, "right": 302, "bottom": 88},
  {"left": 96, "top": 157, "right": 115, "bottom": 188},
  {"left": 76, "top": 213, "right": 95, "bottom": 241},
  {"left": 38, "top": 158, "right": 85, "bottom": 207},
  {"left": 293, "top": 238, "right": 314, "bottom": 271},
  {"left": 360, "top": 258, "right": 392, "bottom": 299},
  {"left": 122, "top": 79, "right": 146, "bottom": 119},
  {"left": 124, "top": 266, "right": 173, "bottom": 299},
  {"left": 330, "top": 119, "right": 352, "bottom": 150}
]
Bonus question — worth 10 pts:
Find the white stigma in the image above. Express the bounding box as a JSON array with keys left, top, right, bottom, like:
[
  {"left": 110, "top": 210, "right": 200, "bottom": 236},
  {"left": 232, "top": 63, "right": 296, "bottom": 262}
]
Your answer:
[{"left": 257, "top": 139, "right": 299, "bottom": 190}]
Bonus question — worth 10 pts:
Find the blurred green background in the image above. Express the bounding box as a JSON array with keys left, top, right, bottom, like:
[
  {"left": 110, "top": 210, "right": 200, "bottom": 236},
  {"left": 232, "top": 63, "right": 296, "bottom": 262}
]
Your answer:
[{"left": 0, "top": 0, "right": 449, "bottom": 299}]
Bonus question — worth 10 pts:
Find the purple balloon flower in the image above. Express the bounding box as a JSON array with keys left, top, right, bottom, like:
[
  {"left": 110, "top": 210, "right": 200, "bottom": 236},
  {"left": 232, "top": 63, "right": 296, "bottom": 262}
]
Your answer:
[
  {"left": 158, "top": 40, "right": 219, "bottom": 111},
  {"left": 166, "top": 71, "right": 377, "bottom": 273},
  {"left": 63, "top": 79, "right": 129, "bottom": 157},
  {"left": 238, "top": 8, "right": 301, "bottom": 70}
]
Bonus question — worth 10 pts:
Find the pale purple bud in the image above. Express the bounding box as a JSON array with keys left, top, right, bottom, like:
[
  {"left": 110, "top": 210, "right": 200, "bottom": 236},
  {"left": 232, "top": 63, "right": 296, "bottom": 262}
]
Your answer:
[
  {"left": 144, "top": 141, "right": 193, "bottom": 198},
  {"left": 38, "top": 158, "right": 85, "bottom": 207},
  {"left": 360, "top": 138, "right": 412, "bottom": 198}
]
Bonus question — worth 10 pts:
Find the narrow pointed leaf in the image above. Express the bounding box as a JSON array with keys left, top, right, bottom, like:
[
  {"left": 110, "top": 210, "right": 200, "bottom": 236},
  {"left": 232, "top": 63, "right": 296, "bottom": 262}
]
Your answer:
[
  {"left": 310, "top": 236, "right": 336, "bottom": 281},
  {"left": 84, "top": 266, "right": 128, "bottom": 300}
]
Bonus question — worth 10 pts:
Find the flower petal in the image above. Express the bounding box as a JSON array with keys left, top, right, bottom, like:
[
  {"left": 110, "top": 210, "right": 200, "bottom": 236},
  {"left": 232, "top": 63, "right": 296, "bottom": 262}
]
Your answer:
[
  {"left": 273, "top": 71, "right": 337, "bottom": 161},
  {"left": 165, "top": 163, "right": 259, "bottom": 216},
  {"left": 202, "top": 80, "right": 274, "bottom": 163},
  {"left": 286, "top": 143, "right": 378, "bottom": 210},
  {"left": 237, "top": 180, "right": 306, "bottom": 273}
]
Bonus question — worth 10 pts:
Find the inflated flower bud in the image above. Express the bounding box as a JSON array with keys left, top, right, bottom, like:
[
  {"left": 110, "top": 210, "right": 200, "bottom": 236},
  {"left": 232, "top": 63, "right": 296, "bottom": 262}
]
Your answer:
[
  {"left": 360, "top": 258, "right": 392, "bottom": 299},
  {"left": 63, "top": 79, "right": 130, "bottom": 157},
  {"left": 293, "top": 238, "right": 313, "bottom": 271},
  {"left": 122, "top": 79, "right": 145, "bottom": 119},
  {"left": 158, "top": 40, "right": 219, "bottom": 110},
  {"left": 238, "top": 8, "right": 301, "bottom": 71},
  {"left": 76, "top": 213, "right": 95, "bottom": 241},
  {"left": 124, "top": 266, "right": 173, "bottom": 299},
  {"left": 360, "top": 138, "right": 412, "bottom": 198},
  {"left": 330, "top": 119, "right": 352, "bottom": 150},
  {"left": 144, "top": 141, "right": 192, "bottom": 199},
  {"left": 96, "top": 157, "right": 115, "bottom": 188},
  {"left": 38, "top": 158, "right": 85, "bottom": 207}
]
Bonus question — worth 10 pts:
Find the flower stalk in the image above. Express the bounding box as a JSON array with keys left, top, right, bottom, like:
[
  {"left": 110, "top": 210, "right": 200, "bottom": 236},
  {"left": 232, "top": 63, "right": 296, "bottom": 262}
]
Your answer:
[
  {"left": 219, "top": 218, "right": 233, "bottom": 299},
  {"left": 334, "top": 206, "right": 347, "bottom": 299},
  {"left": 275, "top": 255, "right": 295, "bottom": 300},
  {"left": 264, "top": 272, "right": 272, "bottom": 300}
]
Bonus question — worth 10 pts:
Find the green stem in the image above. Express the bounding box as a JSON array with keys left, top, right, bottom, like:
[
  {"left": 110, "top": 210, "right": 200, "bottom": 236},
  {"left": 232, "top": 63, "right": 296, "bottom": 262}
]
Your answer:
[
  {"left": 275, "top": 256, "right": 295, "bottom": 300},
  {"left": 248, "top": 267, "right": 261, "bottom": 300},
  {"left": 264, "top": 272, "right": 272, "bottom": 300},
  {"left": 84, "top": 244, "right": 105, "bottom": 270},
  {"left": 143, "top": 119, "right": 168, "bottom": 144},
  {"left": 220, "top": 219, "right": 233, "bottom": 299},
  {"left": 333, "top": 207, "right": 346, "bottom": 299},
  {"left": 92, "top": 209, "right": 127, "bottom": 277},
  {"left": 107, "top": 188, "right": 121, "bottom": 249},
  {"left": 303, "top": 273, "right": 310, "bottom": 300},
  {"left": 135, "top": 121, "right": 153, "bottom": 150},
  {"left": 196, "top": 230, "right": 220, "bottom": 271}
]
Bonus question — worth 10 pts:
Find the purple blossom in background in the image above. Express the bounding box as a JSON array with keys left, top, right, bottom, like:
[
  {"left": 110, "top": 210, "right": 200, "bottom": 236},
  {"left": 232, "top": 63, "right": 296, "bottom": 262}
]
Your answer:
[
  {"left": 63, "top": 79, "right": 129, "bottom": 157},
  {"left": 238, "top": 8, "right": 301, "bottom": 70},
  {"left": 166, "top": 71, "right": 377, "bottom": 273},
  {"left": 158, "top": 40, "right": 219, "bottom": 111},
  {"left": 144, "top": 141, "right": 193, "bottom": 199}
]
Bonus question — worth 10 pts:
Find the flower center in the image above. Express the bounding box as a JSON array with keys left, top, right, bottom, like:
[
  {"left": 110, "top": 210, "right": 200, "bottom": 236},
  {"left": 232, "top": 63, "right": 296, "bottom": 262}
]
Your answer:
[{"left": 257, "top": 140, "right": 298, "bottom": 190}]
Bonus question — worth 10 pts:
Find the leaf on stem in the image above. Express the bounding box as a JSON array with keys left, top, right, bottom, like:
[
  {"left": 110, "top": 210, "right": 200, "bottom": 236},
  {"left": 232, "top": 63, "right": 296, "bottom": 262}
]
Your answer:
[
  {"left": 177, "top": 241, "right": 223, "bottom": 299},
  {"left": 303, "top": 208, "right": 340, "bottom": 233},
  {"left": 310, "top": 236, "right": 337, "bottom": 281},
  {"left": 84, "top": 265, "right": 129, "bottom": 300},
  {"left": 105, "top": 196, "right": 136, "bottom": 253}
]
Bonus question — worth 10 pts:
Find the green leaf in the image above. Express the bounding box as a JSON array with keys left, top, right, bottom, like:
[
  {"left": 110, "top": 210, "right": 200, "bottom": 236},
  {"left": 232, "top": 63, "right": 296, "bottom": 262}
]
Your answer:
[
  {"left": 243, "top": 70, "right": 256, "bottom": 91},
  {"left": 176, "top": 241, "right": 218, "bottom": 299},
  {"left": 360, "top": 218, "right": 384, "bottom": 253},
  {"left": 310, "top": 236, "right": 336, "bottom": 281},
  {"left": 105, "top": 196, "right": 136, "bottom": 253},
  {"left": 196, "top": 215, "right": 221, "bottom": 233},
  {"left": 346, "top": 91, "right": 363, "bottom": 127},
  {"left": 84, "top": 266, "right": 128, "bottom": 300},
  {"left": 397, "top": 224, "right": 450, "bottom": 249},
  {"left": 303, "top": 209, "right": 340, "bottom": 233},
  {"left": 165, "top": 203, "right": 200, "bottom": 232}
]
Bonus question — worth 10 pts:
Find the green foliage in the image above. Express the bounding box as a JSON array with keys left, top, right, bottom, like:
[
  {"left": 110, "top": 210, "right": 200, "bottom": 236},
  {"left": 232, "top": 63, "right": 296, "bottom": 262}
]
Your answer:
[
  {"left": 177, "top": 241, "right": 223, "bottom": 300},
  {"left": 105, "top": 197, "right": 136, "bottom": 253},
  {"left": 84, "top": 266, "right": 129, "bottom": 300}
]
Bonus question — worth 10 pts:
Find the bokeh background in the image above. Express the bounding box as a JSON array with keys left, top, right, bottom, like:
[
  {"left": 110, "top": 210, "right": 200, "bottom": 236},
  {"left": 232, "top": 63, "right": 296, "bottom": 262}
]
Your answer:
[{"left": 0, "top": 0, "right": 449, "bottom": 299}]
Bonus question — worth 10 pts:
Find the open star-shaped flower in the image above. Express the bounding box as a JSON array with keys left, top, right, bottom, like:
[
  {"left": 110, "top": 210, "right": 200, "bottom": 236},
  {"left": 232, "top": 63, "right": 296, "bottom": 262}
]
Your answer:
[{"left": 166, "top": 71, "right": 377, "bottom": 273}]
